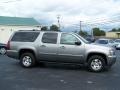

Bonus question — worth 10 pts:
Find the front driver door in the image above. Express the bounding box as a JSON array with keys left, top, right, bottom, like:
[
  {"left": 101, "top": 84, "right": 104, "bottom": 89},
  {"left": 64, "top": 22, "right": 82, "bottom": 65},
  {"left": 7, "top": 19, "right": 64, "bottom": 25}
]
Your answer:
[{"left": 58, "top": 33, "right": 85, "bottom": 63}]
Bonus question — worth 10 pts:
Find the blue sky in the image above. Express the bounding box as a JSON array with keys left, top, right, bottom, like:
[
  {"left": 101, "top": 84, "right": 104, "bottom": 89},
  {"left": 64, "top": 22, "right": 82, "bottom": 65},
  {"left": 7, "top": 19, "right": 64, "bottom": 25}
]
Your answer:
[{"left": 0, "top": 0, "right": 120, "bottom": 33}]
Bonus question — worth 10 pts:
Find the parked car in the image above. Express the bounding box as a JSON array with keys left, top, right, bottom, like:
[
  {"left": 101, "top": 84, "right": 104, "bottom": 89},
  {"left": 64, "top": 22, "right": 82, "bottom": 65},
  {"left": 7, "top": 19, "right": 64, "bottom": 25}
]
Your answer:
[
  {"left": 6, "top": 30, "right": 116, "bottom": 72},
  {"left": 94, "top": 38, "right": 116, "bottom": 48},
  {"left": 84, "top": 35, "right": 95, "bottom": 43},
  {"left": 0, "top": 43, "right": 6, "bottom": 55},
  {"left": 114, "top": 39, "right": 120, "bottom": 50}
]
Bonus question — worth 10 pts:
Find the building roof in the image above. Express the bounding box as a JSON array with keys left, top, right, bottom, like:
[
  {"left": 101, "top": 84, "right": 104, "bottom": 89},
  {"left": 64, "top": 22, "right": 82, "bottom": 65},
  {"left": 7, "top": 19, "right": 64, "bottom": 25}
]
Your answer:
[
  {"left": 107, "top": 31, "right": 120, "bottom": 33},
  {"left": 0, "top": 16, "right": 40, "bottom": 26}
]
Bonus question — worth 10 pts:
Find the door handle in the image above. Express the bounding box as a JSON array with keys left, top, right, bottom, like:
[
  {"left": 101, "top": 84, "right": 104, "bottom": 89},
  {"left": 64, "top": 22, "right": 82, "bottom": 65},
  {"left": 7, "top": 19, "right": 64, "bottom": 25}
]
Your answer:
[
  {"left": 40, "top": 45, "right": 46, "bottom": 47},
  {"left": 60, "top": 46, "right": 65, "bottom": 49}
]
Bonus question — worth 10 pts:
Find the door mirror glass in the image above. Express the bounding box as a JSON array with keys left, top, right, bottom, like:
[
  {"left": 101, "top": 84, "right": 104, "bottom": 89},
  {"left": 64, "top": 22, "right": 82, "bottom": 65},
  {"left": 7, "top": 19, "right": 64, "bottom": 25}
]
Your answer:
[{"left": 75, "top": 42, "right": 81, "bottom": 45}]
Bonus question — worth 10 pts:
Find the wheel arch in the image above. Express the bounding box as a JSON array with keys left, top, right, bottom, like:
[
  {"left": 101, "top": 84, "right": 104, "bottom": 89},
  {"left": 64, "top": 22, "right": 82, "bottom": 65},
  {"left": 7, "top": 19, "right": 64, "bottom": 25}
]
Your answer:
[
  {"left": 86, "top": 52, "right": 108, "bottom": 65},
  {"left": 19, "top": 49, "right": 36, "bottom": 59}
]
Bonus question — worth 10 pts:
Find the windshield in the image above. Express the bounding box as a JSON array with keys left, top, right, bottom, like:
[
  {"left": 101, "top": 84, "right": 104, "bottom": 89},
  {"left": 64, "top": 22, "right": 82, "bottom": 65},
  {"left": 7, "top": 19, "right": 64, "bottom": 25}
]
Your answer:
[
  {"left": 74, "top": 33, "right": 90, "bottom": 44},
  {"left": 115, "top": 39, "right": 120, "bottom": 43},
  {"left": 95, "top": 40, "right": 108, "bottom": 44}
]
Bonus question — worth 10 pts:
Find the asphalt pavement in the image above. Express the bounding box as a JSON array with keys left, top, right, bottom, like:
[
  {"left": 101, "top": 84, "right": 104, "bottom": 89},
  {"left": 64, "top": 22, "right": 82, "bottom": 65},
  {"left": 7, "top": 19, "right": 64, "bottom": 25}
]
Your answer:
[{"left": 0, "top": 51, "right": 120, "bottom": 90}]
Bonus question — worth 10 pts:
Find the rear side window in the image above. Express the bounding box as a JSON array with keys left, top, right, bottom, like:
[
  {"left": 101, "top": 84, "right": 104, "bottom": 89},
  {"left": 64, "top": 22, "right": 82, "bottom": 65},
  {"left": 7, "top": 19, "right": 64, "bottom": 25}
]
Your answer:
[
  {"left": 11, "top": 32, "right": 39, "bottom": 42},
  {"left": 42, "top": 33, "right": 58, "bottom": 44}
]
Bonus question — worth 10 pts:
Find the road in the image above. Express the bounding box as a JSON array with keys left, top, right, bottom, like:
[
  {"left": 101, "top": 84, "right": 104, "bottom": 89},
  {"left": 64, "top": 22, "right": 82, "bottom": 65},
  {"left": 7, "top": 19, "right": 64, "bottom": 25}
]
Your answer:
[{"left": 0, "top": 51, "right": 120, "bottom": 90}]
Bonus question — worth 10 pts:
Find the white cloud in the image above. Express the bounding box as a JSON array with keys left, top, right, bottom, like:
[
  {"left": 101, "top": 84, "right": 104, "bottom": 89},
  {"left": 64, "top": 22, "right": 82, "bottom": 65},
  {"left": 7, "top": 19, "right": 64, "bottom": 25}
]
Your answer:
[{"left": 0, "top": 0, "right": 120, "bottom": 31}]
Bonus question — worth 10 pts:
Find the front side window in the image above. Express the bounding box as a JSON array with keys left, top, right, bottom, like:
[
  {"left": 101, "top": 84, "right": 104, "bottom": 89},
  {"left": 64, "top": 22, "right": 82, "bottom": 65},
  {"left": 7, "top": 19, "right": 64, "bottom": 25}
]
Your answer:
[
  {"left": 42, "top": 33, "right": 58, "bottom": 44},
  {"left": 60, "top": 33, "right": 79, "bottom": 45}
]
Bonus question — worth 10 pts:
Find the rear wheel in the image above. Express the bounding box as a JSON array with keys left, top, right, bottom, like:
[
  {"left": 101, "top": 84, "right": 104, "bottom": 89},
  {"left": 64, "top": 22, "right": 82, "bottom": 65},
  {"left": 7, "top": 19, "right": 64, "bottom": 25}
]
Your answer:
[
  {"left": 20, "top": 53, "right": 36, "bottom": 68},
  {"left": 87, "top": 55, "right": 106, "bottom": 72}
]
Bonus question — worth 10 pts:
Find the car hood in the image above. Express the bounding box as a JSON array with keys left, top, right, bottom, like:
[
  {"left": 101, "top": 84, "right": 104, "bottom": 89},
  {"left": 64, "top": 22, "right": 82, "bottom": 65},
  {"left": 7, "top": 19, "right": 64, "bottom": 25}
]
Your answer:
[
  {"left": 86, "top": 43, "right": 113, "bottom": 51},
  {"left": 93, "top": 43, "right": 117, "bottom": 47}
]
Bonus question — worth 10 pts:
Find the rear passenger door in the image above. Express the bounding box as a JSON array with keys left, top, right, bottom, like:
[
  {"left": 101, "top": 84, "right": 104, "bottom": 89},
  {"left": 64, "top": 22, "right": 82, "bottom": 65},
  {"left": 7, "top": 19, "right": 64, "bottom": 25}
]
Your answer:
[{"left": 38, "top": 32, "right": 58, "bottom": 61}]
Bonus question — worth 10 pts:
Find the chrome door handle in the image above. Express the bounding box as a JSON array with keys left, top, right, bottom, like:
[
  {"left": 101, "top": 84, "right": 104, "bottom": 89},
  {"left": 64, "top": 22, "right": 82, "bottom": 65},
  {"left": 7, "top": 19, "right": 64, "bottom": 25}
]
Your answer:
[
  {"left": 40, "top": 45, "right": 46, "bottom": 47},
  {"left": 60, "top": 46, "right": 65, "bottom": 49}
]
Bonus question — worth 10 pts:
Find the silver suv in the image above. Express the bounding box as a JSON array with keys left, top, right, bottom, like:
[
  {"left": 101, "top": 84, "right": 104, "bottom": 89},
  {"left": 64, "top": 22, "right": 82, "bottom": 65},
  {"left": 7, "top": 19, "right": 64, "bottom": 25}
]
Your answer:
[{"left": 6, "top": 30, "right": 116, "bottom": 72}]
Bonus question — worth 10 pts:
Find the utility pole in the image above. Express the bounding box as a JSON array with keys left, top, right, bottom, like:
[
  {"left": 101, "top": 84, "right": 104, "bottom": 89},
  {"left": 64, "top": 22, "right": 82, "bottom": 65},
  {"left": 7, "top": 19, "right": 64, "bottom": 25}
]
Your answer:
[
  {"left": 79, "top": 21, "right": 82, "bottom": 35},
  {"left": 57, "top": 15, "right": 61, "bottom": 31},
  {"left": 80, "top": 21, "right": 82, "bottom": 32},
  {"left": 91, "top": 28, "right": 94, "bottom": 37}
]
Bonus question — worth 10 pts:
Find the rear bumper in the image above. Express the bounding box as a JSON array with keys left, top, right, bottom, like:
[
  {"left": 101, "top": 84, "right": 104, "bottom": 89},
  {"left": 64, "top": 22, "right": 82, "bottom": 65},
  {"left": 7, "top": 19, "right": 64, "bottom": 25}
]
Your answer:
[
  {"left": 6, "top": 50, "right": 19, "bottom": 60},
  {"left": 107, "top": 55, "right": 116, "bottom": 66}
]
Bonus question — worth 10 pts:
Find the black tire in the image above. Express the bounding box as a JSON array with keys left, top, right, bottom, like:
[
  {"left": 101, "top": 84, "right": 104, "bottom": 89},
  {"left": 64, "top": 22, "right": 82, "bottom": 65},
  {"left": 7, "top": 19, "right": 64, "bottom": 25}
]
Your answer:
[
  {"left": 20, "top": 53, "right": 36, "bottom": 68},
  {"left": 87, "top": 55, "right": 106, "bottom": 72}
]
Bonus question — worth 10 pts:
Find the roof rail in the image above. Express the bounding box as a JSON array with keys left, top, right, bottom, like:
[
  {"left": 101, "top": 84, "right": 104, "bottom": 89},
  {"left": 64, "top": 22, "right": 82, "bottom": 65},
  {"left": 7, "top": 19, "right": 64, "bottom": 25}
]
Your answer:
[
  {"left": 19, "top": 29, "right": 41, "bottom": 31},
  {"left": 18, "top": 30, "right": 62, "bottom": 32}
]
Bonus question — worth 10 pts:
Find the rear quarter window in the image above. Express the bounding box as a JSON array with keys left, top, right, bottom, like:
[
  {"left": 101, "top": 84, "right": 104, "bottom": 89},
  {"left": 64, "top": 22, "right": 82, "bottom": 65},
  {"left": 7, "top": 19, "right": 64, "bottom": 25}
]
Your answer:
[{"left": 11, "top": 32, "right": 40, "bottom": 42}]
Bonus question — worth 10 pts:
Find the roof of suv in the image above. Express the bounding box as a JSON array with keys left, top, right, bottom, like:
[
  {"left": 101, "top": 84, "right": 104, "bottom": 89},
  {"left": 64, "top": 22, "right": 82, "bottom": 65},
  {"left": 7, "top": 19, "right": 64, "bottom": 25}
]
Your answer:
[
  {"left": 18, "top": 30, "right": 60, "bottom": 32},
  {"left": 17, "top": 30, "right": 74, "bottom": 34}
]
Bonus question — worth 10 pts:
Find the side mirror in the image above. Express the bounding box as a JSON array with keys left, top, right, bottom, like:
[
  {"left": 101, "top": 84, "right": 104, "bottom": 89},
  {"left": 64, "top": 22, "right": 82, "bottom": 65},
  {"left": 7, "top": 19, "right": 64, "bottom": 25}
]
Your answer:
[{"left": 75, "top": 42, "right": 81, "bottom": 45}]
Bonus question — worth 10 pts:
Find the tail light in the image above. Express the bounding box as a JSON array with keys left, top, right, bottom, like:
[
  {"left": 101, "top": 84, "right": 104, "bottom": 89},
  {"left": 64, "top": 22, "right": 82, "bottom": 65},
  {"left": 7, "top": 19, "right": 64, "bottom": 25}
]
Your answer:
[{"left": 6, "top": 40, "right": 10, "bottom": 50}]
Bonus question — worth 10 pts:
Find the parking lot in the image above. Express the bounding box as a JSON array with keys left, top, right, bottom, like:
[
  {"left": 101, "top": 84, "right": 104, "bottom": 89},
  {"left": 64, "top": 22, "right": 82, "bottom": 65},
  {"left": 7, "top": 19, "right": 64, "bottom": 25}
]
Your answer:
[{"left": 0, "top": 51, "right": 120, "bottom": 90}]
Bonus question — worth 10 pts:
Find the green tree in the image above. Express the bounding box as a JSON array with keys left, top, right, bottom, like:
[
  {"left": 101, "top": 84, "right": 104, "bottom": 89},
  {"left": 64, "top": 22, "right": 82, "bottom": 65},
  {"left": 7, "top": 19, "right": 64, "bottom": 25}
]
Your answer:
[
  {"left": 100, "top": 30, "right": 105, "bottom": 36},
  {"left": 41, "top": 26, "right": 48, "bottom": 31},
  {"left": 93, "top": 27, "right": 105, "bottom": 36},
  {"left": 93, "top": 28, "right": 100, "bottom": 36},
  {"left": 111, "top": 28, "right": 117, "bottom": 32},
  {"left": 118, "top": 28, "right": 120, "bottom": 32},
  {"left": 50, "top": 24, "right": 59, "bottom": 31},
  {"left": 79, "top": 30, "right": 88, "bottom": 36}
]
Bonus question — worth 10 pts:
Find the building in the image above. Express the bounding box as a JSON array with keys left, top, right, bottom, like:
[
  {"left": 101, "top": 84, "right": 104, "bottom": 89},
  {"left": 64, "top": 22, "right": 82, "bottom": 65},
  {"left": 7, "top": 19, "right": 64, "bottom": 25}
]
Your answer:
[
  {"left": 0, "top": 16, "right": 41, "bottom": 43},
  {"left": 106, "top": 31, "right": 120, "bottom": 38}
]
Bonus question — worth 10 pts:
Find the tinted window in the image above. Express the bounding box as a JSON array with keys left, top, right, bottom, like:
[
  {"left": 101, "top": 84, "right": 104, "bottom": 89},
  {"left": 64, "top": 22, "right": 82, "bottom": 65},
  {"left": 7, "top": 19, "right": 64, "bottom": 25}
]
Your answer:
[
  {"left": 96, "top": 40, "right": 108, "bottom": 44},
  {"left": 11, "top": 32, "right": 39, "bottom": 42},
  {"left": 60, "top": 33, "right": 79, "bottom": 45},
  {"left": 109, "top": 40, "right": 114, "bottom": 43},
  {"left": 115, "top": 40, "right": 120, "bottom": 43},
  {"left": 42, "top": 33, "right": 58, "bottom": 44}
]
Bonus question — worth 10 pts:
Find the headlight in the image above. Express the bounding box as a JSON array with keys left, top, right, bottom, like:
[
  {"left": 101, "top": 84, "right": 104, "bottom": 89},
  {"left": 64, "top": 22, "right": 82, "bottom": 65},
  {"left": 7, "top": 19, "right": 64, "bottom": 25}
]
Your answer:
[{"left": 109, "top": 49, "right": 115, "bottom": 56}]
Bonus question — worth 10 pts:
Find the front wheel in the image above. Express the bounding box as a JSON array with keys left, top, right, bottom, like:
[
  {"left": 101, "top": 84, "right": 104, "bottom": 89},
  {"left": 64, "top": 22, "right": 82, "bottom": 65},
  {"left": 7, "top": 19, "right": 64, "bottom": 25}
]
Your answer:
[
  {"left": 87, "top": 55, "right": 106, "bottom": 72},
  {"left": 20, "top": 53, "right": 36, "bottom": 68}
]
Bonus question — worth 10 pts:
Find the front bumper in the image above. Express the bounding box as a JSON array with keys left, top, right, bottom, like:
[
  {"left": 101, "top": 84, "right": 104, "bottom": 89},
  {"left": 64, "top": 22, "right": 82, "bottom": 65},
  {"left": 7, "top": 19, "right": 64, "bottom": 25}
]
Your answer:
[{"left": 107, "top": 55, "right": 116, "bottom": 66}]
